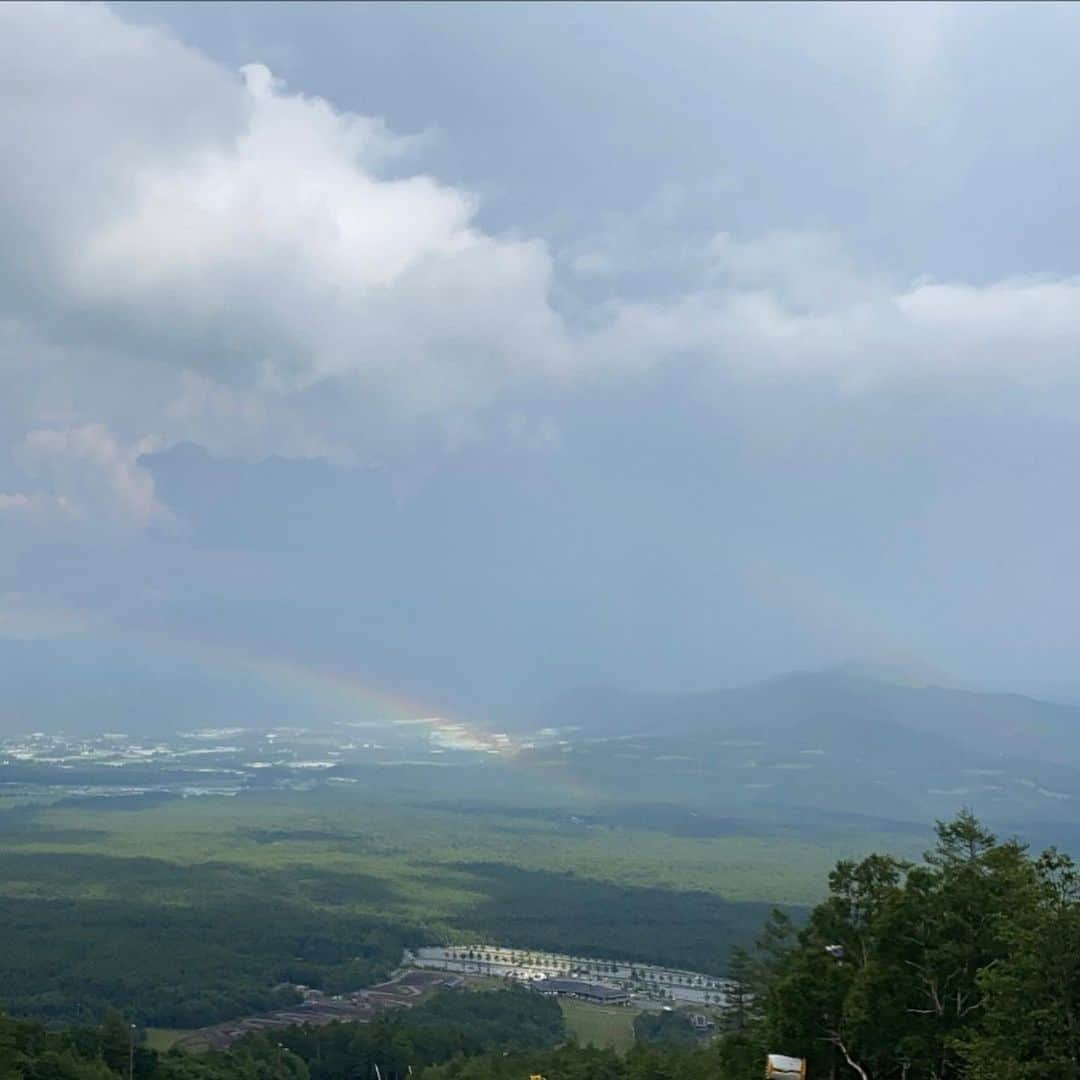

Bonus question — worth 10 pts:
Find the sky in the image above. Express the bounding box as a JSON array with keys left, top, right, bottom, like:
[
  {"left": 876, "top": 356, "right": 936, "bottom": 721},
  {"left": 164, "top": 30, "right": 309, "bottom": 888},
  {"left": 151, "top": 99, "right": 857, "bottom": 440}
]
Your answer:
[{"left": 4, "top": 1, "right": 1080, "bottom": 720}]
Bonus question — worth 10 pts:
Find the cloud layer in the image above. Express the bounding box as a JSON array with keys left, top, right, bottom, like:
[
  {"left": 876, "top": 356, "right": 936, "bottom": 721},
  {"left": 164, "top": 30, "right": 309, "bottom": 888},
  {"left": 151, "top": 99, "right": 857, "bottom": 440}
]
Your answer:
[
  {"left": 5, "top": 3, "right": 1080, "bottom": 698},
  {"left": 6, "top": 3, "right": 1080, "bottom": 491}
]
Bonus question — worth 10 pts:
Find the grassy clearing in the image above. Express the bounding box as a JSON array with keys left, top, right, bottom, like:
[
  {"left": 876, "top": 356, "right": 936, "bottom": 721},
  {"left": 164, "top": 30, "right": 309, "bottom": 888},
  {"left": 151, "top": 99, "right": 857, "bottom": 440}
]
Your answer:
[
  {"left": 558, "top": 999, "right": 640, "bottom": 1054},
  {"left": 460, "top": 975, "right": 511, "bottom": 991},
  {"left": 144, "top": 1029, "right": 191, "bottom": 1051}
]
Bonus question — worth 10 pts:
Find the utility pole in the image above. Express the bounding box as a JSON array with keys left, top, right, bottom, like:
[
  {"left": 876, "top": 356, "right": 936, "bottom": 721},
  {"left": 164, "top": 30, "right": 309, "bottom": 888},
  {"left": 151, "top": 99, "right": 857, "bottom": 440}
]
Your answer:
[{"left": 128, "top": 1023, "right": 136, "bottom": 1080}]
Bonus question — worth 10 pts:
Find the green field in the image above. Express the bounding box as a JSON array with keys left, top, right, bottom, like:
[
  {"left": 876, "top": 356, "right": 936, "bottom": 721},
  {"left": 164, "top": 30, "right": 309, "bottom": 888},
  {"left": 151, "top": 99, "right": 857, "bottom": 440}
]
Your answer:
[
  {"left": 3, "top": 776, "right": 922, "bottom": 905},
  {"left": 144, "top": 1029, "right": 192, "bottom": 1052},
  {"left": 558, "top": 999, "right": 640, "bottom": 1053}
]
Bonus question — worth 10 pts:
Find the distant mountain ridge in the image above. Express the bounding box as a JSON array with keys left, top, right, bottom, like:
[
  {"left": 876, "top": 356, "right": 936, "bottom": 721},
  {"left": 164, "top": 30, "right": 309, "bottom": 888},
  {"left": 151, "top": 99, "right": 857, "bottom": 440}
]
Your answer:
[
  {"left": 5, "top": 635, "right": 1080, "bottom": 832},
  {"left": 520, "top": 665, "right": 1080, "bottom": 764},
  {"left": 515, "top": 667, "right": 1080, "bottom": 828}
]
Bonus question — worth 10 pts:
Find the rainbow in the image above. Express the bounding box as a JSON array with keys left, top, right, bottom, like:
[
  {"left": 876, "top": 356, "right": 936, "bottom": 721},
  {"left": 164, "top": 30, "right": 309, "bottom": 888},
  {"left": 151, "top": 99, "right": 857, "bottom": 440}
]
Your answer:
[
  {"left": 123, "top": 625, "right": 612, "bottom": 801},
  {"left": 6, "top": 610, "right": 609, "bottom": 800},
  {"left": 99, "top": 622, "right": 517, "bottom": 756}
]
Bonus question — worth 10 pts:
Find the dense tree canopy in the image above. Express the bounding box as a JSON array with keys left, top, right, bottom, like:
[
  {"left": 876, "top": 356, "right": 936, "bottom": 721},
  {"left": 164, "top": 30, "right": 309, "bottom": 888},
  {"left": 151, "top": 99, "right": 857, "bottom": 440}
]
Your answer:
[
  {"left": 748, "top": 811, "right": 1080, "bottom": 1079},
  {"left": 0, "top": 864, "right": 422, "bottom": 1028},
  {"left": 5, "top": 813, "right": 1080, "bottom": 1080}
]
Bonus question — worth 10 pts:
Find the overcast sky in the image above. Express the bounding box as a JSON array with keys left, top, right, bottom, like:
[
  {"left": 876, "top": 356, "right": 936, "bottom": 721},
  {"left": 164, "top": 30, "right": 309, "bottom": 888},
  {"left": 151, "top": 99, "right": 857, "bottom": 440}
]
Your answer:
[{"left": 5, "top": 2, "right": 1080, "bottom": 715}]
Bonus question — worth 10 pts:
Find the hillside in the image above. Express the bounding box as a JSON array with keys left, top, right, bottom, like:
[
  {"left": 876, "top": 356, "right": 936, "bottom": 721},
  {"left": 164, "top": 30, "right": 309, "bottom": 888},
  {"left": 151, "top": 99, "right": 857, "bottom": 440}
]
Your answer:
[
  {"left": 522, "top": 667, "right": 1080, "bottom": 758},
  {"left": 516, "top": 669, "right": 1080, "bottom": 829}
]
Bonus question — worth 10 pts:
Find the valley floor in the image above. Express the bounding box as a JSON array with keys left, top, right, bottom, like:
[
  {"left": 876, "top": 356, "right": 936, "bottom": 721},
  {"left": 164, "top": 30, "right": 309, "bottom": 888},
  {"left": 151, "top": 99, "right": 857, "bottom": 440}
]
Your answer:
[{"left": 0, "top": 739, "right": 934, "bottom": 1030}]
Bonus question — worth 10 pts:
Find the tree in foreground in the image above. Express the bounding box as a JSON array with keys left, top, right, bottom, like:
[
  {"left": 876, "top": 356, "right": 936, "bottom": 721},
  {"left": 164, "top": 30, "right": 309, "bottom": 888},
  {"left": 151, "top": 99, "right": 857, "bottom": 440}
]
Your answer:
[{"left": 751, "top": 810, "right": 1080, "bottom": 1080}]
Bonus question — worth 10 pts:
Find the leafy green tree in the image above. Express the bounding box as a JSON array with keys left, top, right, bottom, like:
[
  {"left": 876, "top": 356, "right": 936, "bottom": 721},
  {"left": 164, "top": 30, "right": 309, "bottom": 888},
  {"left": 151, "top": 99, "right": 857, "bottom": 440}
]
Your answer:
[
  {"left": 99, "top": 1011, "right": 133, "bottom": 1076},
  {"left": 961, "top": 848, "right": 1080, "bottom": 1079},
  {"left": 759, "top": 811, "right": 1042, "bottom": 1080},
  {"left": 632, "top": 1011, "right": 697, "bottom": 1048},
  {"left": 724, "top": 947, "right": 756, "bottom": 1032},
  {"left": 0, "top": 1009, "right": 25, "bottom": 1080},
  {"left": 716, "top": 1030, "right": 762, "bottom": 1080},
  {"left": 754, "top": 908, "right": 795, "bottom": 992},
  {"left": 22, "top": 1049, "right": 116, "bottom": 1080}
]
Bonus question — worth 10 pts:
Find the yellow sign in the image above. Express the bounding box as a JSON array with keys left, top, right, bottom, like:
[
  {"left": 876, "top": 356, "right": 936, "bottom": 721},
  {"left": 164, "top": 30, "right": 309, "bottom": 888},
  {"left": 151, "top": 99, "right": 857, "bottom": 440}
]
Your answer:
[{"left": 765, "top": 1053, "right": 807, "bottom": 1079}]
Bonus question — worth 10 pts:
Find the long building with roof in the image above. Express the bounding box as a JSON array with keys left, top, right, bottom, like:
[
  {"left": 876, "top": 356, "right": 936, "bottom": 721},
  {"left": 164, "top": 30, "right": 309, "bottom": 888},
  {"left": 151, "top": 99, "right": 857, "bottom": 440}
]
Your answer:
[{"left": 535, "top": 978, "right": 630, "bottom": 1005}]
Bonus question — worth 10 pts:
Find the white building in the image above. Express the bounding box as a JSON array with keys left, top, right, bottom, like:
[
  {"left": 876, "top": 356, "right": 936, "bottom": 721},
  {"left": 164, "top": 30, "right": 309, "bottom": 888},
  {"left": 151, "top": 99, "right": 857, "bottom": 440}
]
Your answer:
[{"left": 406, "top": 945, "right": 734, "bottom": 1006}]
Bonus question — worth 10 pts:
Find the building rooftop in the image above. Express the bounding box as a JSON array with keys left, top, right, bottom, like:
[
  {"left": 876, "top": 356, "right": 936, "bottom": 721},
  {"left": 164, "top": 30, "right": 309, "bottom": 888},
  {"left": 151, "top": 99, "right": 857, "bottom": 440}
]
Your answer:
[{"left": 540, "top": 979, "right": 628, "bottom": 1001}]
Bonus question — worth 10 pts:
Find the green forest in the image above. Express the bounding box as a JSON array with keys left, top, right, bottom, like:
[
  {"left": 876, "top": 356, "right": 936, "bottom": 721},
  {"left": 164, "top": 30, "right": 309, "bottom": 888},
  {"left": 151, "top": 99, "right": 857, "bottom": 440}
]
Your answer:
[
  {"left": 0, "top": 853, "right": 423, "bottom": 1027},
  {"left": 0, "top": 785, "right": 798, "bottom": 1027},
  {"left": 4, "top": 812, "right": 1079, "bottom": 1078},
  {"left": 0, "top": 849, "right": 777, "bottom": 1028}
]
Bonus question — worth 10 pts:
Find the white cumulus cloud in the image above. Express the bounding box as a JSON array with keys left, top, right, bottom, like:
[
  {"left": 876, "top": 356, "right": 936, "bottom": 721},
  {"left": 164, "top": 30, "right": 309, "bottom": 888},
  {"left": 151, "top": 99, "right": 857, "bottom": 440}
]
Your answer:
[
  {"left": 0, "top": 5, "right": 568, "bottom": 420},
  {"left": 4, "top": 1, "right": 1080, "bottom": 533}
]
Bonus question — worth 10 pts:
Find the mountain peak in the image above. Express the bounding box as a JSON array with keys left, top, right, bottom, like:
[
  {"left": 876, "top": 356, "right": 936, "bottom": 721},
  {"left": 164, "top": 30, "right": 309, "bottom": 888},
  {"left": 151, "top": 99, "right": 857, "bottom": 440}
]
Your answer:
[{"left": 820, "top": 657, "right": 955, "bottom": 689}]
